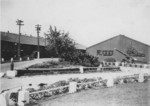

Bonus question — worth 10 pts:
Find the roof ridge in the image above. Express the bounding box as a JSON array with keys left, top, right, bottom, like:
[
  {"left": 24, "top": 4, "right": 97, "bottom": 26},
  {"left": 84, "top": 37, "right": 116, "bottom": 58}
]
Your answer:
[
  {"left": 87, "top": 34, "right": 123, "bottom": 49},
  {"left": 121, "top": 35, "right": 150, "bottom": 47},
  {"left": 87, "top": 34, "right": 150, "bottom": 49}
]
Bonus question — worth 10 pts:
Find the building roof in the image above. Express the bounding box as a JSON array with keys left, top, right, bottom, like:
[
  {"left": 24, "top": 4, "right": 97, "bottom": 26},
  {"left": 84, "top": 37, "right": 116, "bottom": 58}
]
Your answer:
[
  {"left": 1, "top": 31, "right": 86, "bottom": 50},
  {"left": 87, "top": 34, "right": 150, "bottom": 49},
  {"left": 121, "top": 35, "right": 150, "bottom": 48},
  {"left": 87, "top": 35, "right": 120, "bottom": 49},
  {"left": 1, "top": 31, "right": 46, "bottom": 46},
  {"left": 75, "top": 43, "right": 86, "bottom": 50}
]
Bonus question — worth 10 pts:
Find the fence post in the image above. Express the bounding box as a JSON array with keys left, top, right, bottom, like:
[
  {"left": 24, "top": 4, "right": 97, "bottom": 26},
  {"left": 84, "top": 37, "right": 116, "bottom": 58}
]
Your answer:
[
  {"left": 6, "top": 70, "right": 17, "bottom": 77},
  {"left": 0, "top": 91, "right": 14, "bottom": 106},
  {"left": 69, "top": 82, "right": 77, "bottom": 93},
  {"left": 79, "top": 66, "right": 84, "bottom": 73},
  {"left": 20, "top": 57, "right": 22, "bottom": 61},
  {"left": 138, "top": 73, "right": 144, "bottom": 82},
  {"left": 18, "top": 90, "right": 29, "bottom": 106},
  {"left": 27, "top": 57, "right": 30, "bottom": 61},
  {"left": 11, "top": 58, "right": 13, "bottom": 62},
  {"left": 115, "top": 62, "right": 119, "bottom": 67},
  {"left": 120, "top": 79, "right": 124, "bottom": 84},
  {"left": 106, "top": 77, "right": 114, "bottom": 87},
  {"left": 0, "top": 93, "right": 7, "bottom": 106},
  {"left": 2, "top": 58, "right": 4, "bottom": 62}
]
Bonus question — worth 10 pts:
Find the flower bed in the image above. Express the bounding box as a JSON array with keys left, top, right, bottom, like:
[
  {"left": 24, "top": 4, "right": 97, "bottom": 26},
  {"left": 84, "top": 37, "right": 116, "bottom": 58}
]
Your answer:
[
  {"left": 84, "top": 67, "right": 98, "bottom": 73},
  {"left": 17, "top": 68, "right": 80, "bottom": 77},
  {"left": 8, "top": 73, "right": 150, "bottom": 105},
  {"left": 28, "top": 77, "right": 105, "bottom": 104}
]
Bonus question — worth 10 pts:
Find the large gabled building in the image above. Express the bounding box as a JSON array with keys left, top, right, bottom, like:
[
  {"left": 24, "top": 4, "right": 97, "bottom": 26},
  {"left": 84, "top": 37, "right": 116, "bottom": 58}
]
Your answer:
[{"left": 86, "top": 35, "right": 150, "bottom": 63}]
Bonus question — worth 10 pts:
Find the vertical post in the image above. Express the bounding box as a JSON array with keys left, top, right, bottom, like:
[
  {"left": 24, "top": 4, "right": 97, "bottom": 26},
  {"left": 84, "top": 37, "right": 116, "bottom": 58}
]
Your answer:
[
  {"left": 18, "top": 90, "right": 29, "bottom": 106},
  {"left": 122, "top": 62, "right": 124, "bottom": 67},
  {"left": 35, "top": 24, "right": 41, "bottom": 59},
  {"left": 18, "top": 25, "right": 21, "bottom": 60},
  {"left": 0, "top": 91, "right": 14, "bottom": 106},
  {"left": 69, "top": 82, "right": 77, "bottom": 93},
  {"left": 79, "top": 66, "right": 84, "bottom": 73},
  {"left": 37, "top": 30, "right": 40, "bottom": 59},
  {"left": 16, "top": 19, "right": 24, "bottom": 60},
  {"left": 119, "top": 79, "right": 124, "bottom": 84},
  {"left": 11, "top": 58, "right": 13, "bottom": 62},
  {"left": 115, "top": 62, "right": 119, "bottom": 67},
  {"left": 45, "top": 34, "right": 47, "bottom": 46},
  {"left": 0, "top": 93, "right": 7, "bottom": 106},
  {"left": 138, "top": 73, "right": 144, "bottom": 82},
  {"left": 10, "top": 61, "right": 14, "bottom": 71},
  {"left": 2, "top": 58, "right": 4, "bottom": 62},
  {"left": 27, "top": 57, "right": 30, "bottom": 61},
  {"left": 106, "top": 77, "right": 114, "bottom": 87}
]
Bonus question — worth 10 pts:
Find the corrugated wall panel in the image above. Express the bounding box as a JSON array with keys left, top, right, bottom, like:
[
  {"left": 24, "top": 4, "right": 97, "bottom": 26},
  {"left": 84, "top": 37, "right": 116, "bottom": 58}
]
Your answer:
[
  {"left": 87, "top": 35, "right": 121, "bottom": 62},
  {"left": 119, "top": 36, "right": 149, "bottom": 63},
  {"left": 87, "top": 35, "right": 150, "bottom": 63}
]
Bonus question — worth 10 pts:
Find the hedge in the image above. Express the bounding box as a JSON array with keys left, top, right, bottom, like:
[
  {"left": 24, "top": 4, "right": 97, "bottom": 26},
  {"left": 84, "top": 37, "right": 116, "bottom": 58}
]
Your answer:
[{"left": 16, "top": 68, "right": 80, "bottom": 76}]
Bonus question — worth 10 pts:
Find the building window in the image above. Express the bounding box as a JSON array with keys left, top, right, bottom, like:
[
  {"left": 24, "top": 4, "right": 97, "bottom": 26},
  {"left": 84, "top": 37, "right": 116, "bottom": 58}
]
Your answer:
[
  {"left": 97, "top": 50, "right": 102, "bottom": 56},
  {"left": 97, "top": 50, "right": 113, "bottom": 56}
]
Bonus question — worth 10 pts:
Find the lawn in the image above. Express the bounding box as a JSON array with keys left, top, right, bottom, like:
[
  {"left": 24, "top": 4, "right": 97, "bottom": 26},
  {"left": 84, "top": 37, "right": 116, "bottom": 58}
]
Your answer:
[{"left": 39, "top": 81, "right": 150, "bottom": 106}]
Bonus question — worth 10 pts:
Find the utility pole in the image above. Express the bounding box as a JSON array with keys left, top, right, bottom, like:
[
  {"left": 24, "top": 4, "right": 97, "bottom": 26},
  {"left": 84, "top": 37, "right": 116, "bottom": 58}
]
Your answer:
[
  {"left": 45, "top": 34, "right": 47, "bottom": 46},
  {"left": 16, "top": 19, "right": 24, "bottom": 60},
  {"left": 35, "top": 24, "right": 41, "bottom": 59}
]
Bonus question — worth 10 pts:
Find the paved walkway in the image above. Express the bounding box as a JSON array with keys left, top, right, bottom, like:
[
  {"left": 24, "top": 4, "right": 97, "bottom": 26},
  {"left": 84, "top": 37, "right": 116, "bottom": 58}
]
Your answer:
[
  {"left": 0, "top": 58, "right": 59, "bottom": 72},
  {"left": 1, "top": 70, "right": 149, "bottom": 92}
]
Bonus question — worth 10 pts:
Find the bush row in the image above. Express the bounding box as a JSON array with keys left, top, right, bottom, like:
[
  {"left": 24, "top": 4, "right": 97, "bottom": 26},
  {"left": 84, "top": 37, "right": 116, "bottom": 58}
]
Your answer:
[
  {"left": 17, "top": 66, "right": 122, "bottom": 77},
  {"left": 17, "top": 68, "right": 80, "bottom": 77}
]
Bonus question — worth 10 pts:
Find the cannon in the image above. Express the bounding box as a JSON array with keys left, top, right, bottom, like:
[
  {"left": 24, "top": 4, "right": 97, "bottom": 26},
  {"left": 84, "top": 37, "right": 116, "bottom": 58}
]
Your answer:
[{"left": 114, "top": 48, "right": 137, "bottom": 63}]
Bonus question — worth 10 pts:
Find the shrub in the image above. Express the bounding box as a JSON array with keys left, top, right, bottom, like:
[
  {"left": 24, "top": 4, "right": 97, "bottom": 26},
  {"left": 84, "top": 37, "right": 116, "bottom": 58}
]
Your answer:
[
  {"left": 45, "top": 26, "right": 99, "bottom": 67},
  {"left": 62, "top": 51, "right": 100, "bottom": 67}
]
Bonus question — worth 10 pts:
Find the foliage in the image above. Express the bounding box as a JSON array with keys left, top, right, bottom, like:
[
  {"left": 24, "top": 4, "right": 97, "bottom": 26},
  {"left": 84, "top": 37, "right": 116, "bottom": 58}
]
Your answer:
[
  {"left": 10, "top": 92, "right": 18, "bottom": 102},
  {"left": 45, "top": 26, "right": 99, "bottom": 67},
  {"left": 28, "top": 61, "right": 74, "bottom": 68},
  {"left": 45, "top": 26, "right": 76, "bottom": 58},
  {"left": 63, "top": 50, "right": 100, "bottom": 67}
]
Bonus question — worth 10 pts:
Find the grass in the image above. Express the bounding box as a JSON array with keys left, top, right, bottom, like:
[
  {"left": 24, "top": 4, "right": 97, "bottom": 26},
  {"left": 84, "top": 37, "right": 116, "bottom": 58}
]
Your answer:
[{"left": 39, "top": 81, "right": 150, "bottom": 106}]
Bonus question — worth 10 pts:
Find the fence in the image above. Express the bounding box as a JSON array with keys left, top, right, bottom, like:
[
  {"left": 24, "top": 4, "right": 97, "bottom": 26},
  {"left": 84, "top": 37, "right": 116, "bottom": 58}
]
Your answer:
[
  {"left": 6, "top": 61, "right": 150, "bottom": 77},
  {"left": 1, "top": 72, "right": 150, "bottom": 106},
  {"left": 102, "top": 62, "right": 150, "bottom": 68},
  {"left": 29, "top": 85, "right": 69, "bottom": 104},
  {"left": 16, "top": 66, "right": 99, "bottom": 77},
  {"left": 5, "top": 61, "right": 150, "bottom": 78}
]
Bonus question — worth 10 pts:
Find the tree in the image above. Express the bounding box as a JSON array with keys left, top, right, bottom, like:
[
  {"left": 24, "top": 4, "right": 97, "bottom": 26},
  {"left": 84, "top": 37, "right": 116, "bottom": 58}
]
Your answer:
[
  {"left": 45, "top": 26, "right": 76, "bottom": 58},
  {"left": 45, "top": 25, "right": 100, "bottom": 67}
]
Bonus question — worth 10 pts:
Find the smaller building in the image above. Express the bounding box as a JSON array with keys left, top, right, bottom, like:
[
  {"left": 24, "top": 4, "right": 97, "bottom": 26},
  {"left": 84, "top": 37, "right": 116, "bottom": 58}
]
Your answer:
[
  {"left": 1, "top": 31, "right": 86, "bottom": 61},
  {"left": 1, "top": 31, "right": 47, "bottom": 60}
]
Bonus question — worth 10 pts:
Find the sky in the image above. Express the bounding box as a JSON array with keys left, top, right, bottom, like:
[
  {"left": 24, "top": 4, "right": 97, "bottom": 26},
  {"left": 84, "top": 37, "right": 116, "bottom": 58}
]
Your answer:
[{"left": 1, "top": 0, "right": 150, "bottom": 47}]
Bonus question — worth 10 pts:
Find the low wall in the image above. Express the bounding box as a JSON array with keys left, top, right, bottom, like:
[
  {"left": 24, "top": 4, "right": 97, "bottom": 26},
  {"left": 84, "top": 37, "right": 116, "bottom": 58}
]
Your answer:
[
  {"left": 1, "top": 58, "right": 60, "bottom": 73},
  {"left": 1, "top": 70, "right": 150, "bottom": 106}
]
